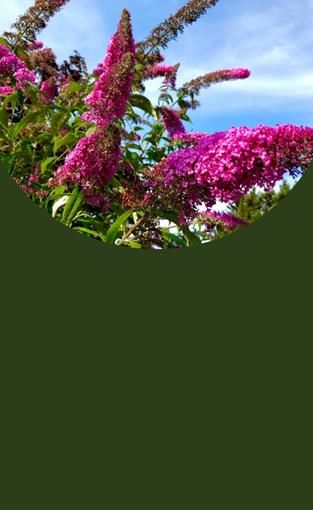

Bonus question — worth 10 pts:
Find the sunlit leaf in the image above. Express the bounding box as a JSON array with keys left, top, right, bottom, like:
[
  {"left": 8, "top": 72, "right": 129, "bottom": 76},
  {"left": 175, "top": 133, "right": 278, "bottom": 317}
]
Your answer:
[
  {"left": 61, "top": 186, "right": 84, "bottom": 226},
  {"left": 106, "top": 210, "right": 132, "bottom": 244}
]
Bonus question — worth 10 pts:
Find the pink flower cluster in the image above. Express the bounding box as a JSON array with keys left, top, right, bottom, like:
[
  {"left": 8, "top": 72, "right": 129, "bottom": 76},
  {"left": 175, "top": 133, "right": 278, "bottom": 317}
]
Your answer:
[
  {"left": 144, "top": 64, "right": 179, "bottom": 87},
  {"left": 201, "top": 211, "right": 246, "bottom": 230},
  {"left": 0, "top": 43, "right": 36, "bottom": 88},
  {"left": 83, "top": 9, "right": 135, "bottom": 128},
  {"left": 157, "top": 124, "right": 313, "bottom": 205},
  {"left": 83, "top": 53, "right": 135, "bottom": 128},
  {"left": 227, "top": 68, "right": 251, "bottom": 79},
  {"left": 55, "top": 9, "right": 136, "bottom": 208},
  {"left": 54, "top": 128, "right": 121, "bottom": 210},
  {"left": 160, "top": 107, "right": 186, "bottom": 139},
  {"left": 0, "top": 86, "right": 14, "bottom": 95},
  {"left": 40, "top": 77, "right": 58, "bottom": 103},
  {"left": 92, "top": 10, "right": 135, "bottom": 78},
  {"left": 181, "top": 67, "right": 251, "bottom": 95},
  {"left": 28, "top": 41, "right": 44, "bottom": 50}
]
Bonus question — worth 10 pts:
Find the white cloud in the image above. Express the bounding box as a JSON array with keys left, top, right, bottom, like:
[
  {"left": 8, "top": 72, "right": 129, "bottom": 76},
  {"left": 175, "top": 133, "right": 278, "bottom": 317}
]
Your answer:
[
  {"left": 2, "top": 0, "right": 313, "bottom": 127},
  {"left": 0, "top": 0, "right": 105, "bottom": 69},
  {"left": 41, "top": 0, "right": 106, "bottom": 68},
  {"left": 0, "top": 0, "right": 34, "bottom": 33},
  {"left": 161, "top": 0, "right": 313, "bottom": 123}
]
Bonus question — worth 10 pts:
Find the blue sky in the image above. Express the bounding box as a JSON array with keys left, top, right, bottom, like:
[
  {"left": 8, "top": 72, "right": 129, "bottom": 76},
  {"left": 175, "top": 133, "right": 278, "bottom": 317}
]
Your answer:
[{"left": 2, "top": 0, "right": 313, "bottom": 133}]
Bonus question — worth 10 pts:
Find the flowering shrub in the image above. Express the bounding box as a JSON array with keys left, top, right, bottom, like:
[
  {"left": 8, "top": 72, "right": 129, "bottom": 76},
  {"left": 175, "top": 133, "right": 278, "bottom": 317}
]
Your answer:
[{"left": 1, "top": 0, "right": 312, "bottom": 249}]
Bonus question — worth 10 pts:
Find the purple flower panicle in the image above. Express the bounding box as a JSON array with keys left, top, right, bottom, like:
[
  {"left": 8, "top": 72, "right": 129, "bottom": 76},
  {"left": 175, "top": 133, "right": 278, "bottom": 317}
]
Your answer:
[
  {"left": 156, "top": 124, "right": 313, "bottom": 209},
  {"left": 83, "top": 52, "right": 135, "bottom": 128},
  {"left": 0, "top": 43, "right": 36, "bottom": 88},
  {"left": 182, "top": 67, "right": 251, "bottom": 95},
  {"left": 144, "top": 63, "right": 179, "bottom": 87},
  {"left": 54, "top": 128, "right": 121, "bottom": 210},
  {"left": 160, "top": 107, "right": 186, "bottom": 139},
  {"left": 0, "top": 86, "right": 14, "bottom": 95},
  {"left": 83, "top": 10, "right": 135, "bottom": 128},
  {"left": 92, "top": 9, "right": 135, "bottom": 78}
]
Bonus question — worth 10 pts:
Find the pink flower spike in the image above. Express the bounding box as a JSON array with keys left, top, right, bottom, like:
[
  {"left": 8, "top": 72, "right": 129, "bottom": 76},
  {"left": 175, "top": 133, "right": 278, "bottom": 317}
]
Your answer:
[
  {"left": 28, "top": 41, "right": 44, "bottom": 50},
  {"left": 0, "top": 86, "right": 14, "bottom": 95}
]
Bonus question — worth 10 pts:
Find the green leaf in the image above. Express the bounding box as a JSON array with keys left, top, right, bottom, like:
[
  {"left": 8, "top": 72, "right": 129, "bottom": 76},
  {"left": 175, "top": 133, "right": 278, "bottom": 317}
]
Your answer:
[
  {"left": 0, "top": 37, "right": 10, "bottom": 47},
  {"left": 12, "top": 111, "right": 42, "bottom": 137},
  {"left": 106, "top": 210, "right": 132, "bottom": 244},
  {"left": 130, "top": 94, "right": 156, "bottom": 118},
  {"left": 53, "top": 132, "right": 76, "bottom": 153},
  {"left": 0, "top": 108, "right": 8, "bottom": 130},
  {"left": 85, "top": 125, "right": 97, "bottom": 136},
  {"left": 73, "top": 227, "right": 106, "bottom": 242},
  {"left": 128, "top": 240, "right": 142, "bottom": 249},
  {"left": 40, "top": 156, "right": 56, "bottom": 174},
  {"left": 52, "top": 195, "right": 68, "bottom": 218},
  {"left": 64, "top": 82, "right": 82, "bottom": 94},
  {"left": 16, "top": 48, "right": 30, "bottom": 63},
  {"left": 0, "top": 155, "right": 11, "bottom": 173},
  {"left": 3, "top": 91, "right": 18, "bottom": 109},
  {"left": 46, "top": 185, "right": 66, "bottom": 200},
  {"left": 50, "top": 111, "right": 69, "bottom": 132},
  {"left": 61, "top": 186, "right": 84, "bottom": 226},
  {"left": 181, "top": 226, "right": 201, "bottom": 246}
]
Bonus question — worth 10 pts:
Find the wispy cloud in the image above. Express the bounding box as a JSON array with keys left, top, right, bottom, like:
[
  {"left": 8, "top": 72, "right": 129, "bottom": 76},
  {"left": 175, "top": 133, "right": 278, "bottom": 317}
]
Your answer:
[
  {"left": 162, "top": 0, "right": 313, "bottom": 128},
  {"left": 1, "top": 0, "right": 313, "bottom": 130}
]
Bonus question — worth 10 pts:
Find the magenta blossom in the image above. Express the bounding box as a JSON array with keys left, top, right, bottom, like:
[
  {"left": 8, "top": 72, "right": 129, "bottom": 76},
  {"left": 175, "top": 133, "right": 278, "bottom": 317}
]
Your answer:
[
  {"left": 83, "top": 10, "right": 135, "bottom": 128},
  {"left": 53, "top": 128, "right": 121, "bottom": 210},
  {"left": 144, "top": 64, "right": 179, "bottom": 87},
  {"left": 181, "top": 67, "right": 251, "bottom": 95},
  {"left": 156, "top": 124, "right": 313, "bottom": 206},
  {"left": 227, "top": 68, "right": 251, "bottom": 79},
  {"left": 28, "top": 41, "right": 44, "bottom": 50},
  {"left": 201, "top": 211, "right": 247, "bottom": 230},
  {"left": 40, "top": 77, "right": 58, "bottom": 103},
  {"left": 0, "top": 43, "right": 36, "bottom": 87},
  {"left": 160, "top": 107, "right": 186, "bottom": 139},
  {"left": 0, "top": 86, "right": 14, "bottom": 95},
  {"left": 92, "top": 9, "right": 135, "bottom": 79}
]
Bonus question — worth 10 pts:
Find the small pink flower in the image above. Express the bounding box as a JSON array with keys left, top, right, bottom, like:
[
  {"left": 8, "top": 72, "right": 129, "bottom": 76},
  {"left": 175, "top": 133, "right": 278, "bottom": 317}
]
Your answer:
[
  {"left": 0, "top": 86, "right": 14, "bottom": 95},
  {"left": 28, "top": 41, "right": 44, "bottom": 50},
  {"left": 40, "top": 77, "right": 57, "bottom": 103}
]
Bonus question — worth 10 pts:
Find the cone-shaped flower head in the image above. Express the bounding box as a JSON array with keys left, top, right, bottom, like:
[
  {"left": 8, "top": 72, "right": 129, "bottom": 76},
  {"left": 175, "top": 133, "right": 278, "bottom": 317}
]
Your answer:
[
  {"left": 160, "top": 107, "right": 186, "bottom": 139},
  {"left": 93, "top": 9, "right": 135, "bottom": 77},
  {"left": 5, "top": 0, "right": 70, "bottom": 44},
  {"left": 83, "top": 52, "right": 135, "bottom": 128},
  {"left": 181, "top": 67, "right": 251, "bottom": 95},
  {"left": 143, "top": 63, "right": 180, "bottom": 87},
  {"left": 0, "top": 43, "right": 36, "bottom": 87},
  {"left": 83, "top": 10, "right": 135, "bottom": 128},
  {"left": 155, "top": 124, "right": 313, "bottom": 206},
  {"left": 54, "top": 127, "right": 122, "bottom": 210}
]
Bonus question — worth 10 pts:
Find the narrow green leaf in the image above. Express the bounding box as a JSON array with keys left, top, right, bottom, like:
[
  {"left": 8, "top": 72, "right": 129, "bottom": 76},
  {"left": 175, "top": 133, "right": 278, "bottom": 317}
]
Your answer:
[
  {"left": 61, "top": 186, "right": 84, "bottom": 226},
  {"left": 52, "top": 195, "right": 68, "bottom": 218},
  {"left": 53, "top": 132, "right": 76, "bottom": 153},
  {"left": 85, "top": 126, "right": 97, "bottom": 136},
  {"left": 73, "top": 227, "right": 106, "bottom": 242},
  {"left": 40, "top": 156, "right": 55, "bottom": 174},
  {"left": 12, "top": 111, "right": 41, "bottom": 137},
  {"left": 0, "top": 37, "right": 10, "bottom": 47},
  {"left": 0, "top": 108, "right": 8, "bottom": 129},
  {"left": 0, "top": 155, "right": 11, "bottom": 173},
  {"left": 128, "top": 240, "right": 142, "bottom": 249},
  {"left": 130, "top": 94, "right": 156, "bottom": 117},
  {"left": 181, "top": 226, "right": 201, "bottom": 246},
  {"left": 3, "top": 91, "right": 18, "bottom": 109},
  {"left": 106, "top": 210, "right": 132, "bottom": 244}
]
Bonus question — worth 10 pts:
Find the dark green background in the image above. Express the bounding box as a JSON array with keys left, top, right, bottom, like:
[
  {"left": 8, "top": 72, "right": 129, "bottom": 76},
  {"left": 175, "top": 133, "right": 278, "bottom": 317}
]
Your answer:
[{"left": 0, "top": 165, "right": 312, "bottom": 508}]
